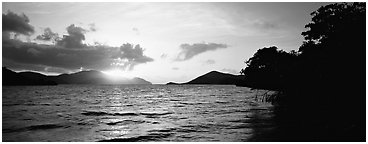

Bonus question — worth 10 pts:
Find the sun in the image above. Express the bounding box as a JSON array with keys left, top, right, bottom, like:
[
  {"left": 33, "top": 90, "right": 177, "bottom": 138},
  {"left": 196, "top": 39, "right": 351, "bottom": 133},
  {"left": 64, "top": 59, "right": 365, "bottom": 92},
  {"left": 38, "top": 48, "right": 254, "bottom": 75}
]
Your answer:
[{"left": 101, "top": 69, "right": 134, "bottom": 79}]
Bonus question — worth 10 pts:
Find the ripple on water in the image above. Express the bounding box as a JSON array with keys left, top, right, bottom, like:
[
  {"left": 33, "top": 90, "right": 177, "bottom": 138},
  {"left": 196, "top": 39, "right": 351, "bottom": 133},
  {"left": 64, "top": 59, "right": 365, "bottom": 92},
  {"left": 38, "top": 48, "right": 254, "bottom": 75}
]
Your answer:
[
  {"left": 3, "top": 123, "right": 68, "bottom": 133},
  {"left": 103, "top": 119, "right": 147, "bottom": 126},
  {"left": 98, "top": 127, "right": 176, "bottom": 142},
  {"left": 81, "top": 110, "right": 174, "bottom": 118},
  {"left": 81, "top": 111, "right": 139, "bottom": 116},
  {"left": 140, "top": 111, "right": 173, "bottom": 116},
  {"left": 98, "top": 133, "right": 171, "bottom": 142},
  {"left": 3, "top": 85, "right": 276, "bottom": 142}
]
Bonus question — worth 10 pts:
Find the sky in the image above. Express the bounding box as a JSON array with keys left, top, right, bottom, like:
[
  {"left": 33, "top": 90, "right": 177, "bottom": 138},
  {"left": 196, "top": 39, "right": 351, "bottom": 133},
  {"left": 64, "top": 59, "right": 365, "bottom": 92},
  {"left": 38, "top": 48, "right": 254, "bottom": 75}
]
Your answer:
[{"left": 2, "top": 2, "right": 329, "bottom": 84}]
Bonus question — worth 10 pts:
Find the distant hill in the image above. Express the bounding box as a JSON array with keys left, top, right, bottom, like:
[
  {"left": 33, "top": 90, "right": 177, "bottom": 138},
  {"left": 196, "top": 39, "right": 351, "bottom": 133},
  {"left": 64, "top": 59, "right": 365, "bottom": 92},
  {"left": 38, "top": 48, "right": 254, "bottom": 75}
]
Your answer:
[
  {"left": 48, "top": 70, "right": 108, "bottom": 84},
  {"left": 3, "top": 67, "right": 57, "bottom": 85},
  {"left": 48, "top": 70, "right": 151, "bottom": 85},
  {"left": 3, "top": 67, "right": 152, "bottom": 85},
  {"left": 130, "top": 77, "right": 152, "bottom": 85},
  {"left": 166, "top": 71, "right": 248, "bottom": 86},
  {"left": 166, "top": 82, "right": 181, "bottom": 85}
]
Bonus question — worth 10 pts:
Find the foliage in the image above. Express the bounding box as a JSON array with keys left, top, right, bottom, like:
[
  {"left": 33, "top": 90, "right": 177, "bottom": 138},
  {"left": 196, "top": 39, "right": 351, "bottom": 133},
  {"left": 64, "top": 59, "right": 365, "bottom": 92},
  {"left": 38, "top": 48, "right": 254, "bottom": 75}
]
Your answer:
[
  {"left": 241, "top": 3, "right": 365, "bottom": 141},
  {"left": 240, "top": 46, "right": 298, "bottom": 90},
  {"left": 301, "top": 3, "right": 365, "bottom": 45}
]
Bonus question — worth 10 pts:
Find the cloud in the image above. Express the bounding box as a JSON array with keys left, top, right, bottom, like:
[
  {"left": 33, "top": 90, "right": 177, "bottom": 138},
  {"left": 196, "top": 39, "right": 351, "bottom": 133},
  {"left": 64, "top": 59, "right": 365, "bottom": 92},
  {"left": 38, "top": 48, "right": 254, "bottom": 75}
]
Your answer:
[
  {"left": 111, "top": 43, "right": 154, "bottom": 70},
  {"left": 221, "top": 68, "right": 239, "bottom": 75},
  {"left": 172, "top": 67, "right": 179, "bottom": 70},
  {"left": 88, "top": 23, "right": 97, "bottom": 32},
  {"left": 2, "top": 12, "right": 154, "bottom": 73},
  {"left": 175, "top": 42, "right": 228, "bottom": 61},
  {"left": 132, "top": 27, "right": 139, "bottom": 35},
  {"left": 3, "top": 58, "right": 73, "bottom": 74},
  {"left": 2, "top": 10, "right": 35, "bottom": 36},
  {"left": 27, "top": 48, "right": 41, "bottom": 55},
  {"left": 3, "top": 21, "right": 153, "bottom": 73},
  {"left": 253, "top": 19, "right": 278, "bottom": 30},
  {"left": 3, "top": 39, "right": 154, "bottom": 72},
  {"left": 56, "top": 24, "right": 87, "bottom": 49},
  {"left": 204, "top": 59, "right": 215, "bottom": 65},
  {"left": 3, "top": 39, "right": 107, "bottom": 71},
  {"left": 160, "top": 53, "right": 168, "bottom": 59},
  {"left": 35, "top": 27, "right": 59, "bottom": 41}
]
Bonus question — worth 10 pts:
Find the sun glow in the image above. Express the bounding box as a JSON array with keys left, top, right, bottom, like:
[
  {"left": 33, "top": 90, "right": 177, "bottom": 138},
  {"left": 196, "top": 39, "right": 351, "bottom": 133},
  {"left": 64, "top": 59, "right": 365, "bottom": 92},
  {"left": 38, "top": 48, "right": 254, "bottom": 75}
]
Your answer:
[{"left": 102, "top": 69, "right": 135, "bottom": 79}]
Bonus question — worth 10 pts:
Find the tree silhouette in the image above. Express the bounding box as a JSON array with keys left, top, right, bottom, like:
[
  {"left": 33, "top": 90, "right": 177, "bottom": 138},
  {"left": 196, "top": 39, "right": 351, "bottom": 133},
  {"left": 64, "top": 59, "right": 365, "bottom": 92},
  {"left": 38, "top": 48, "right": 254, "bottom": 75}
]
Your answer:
[
  {"left": 301, "top": 3, "right": 365, "bottom": 47},
  {"left": 240, "top": 46, "right": 298, "bottom": 90},
  {"left": 242, "top": 2, "right": 365, "bottom": 141},
  {"left": 296, "top": 2, "right": 365, "bottom": 113},
  {"left": 298, "top": 3, "right": 366, "bottom": 141}
]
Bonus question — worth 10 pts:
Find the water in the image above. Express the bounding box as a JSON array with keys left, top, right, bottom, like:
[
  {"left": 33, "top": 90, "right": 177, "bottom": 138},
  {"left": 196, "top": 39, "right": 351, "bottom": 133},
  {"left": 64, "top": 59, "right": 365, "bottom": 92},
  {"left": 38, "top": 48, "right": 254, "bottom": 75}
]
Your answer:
[{"left": 2, "top": 85, "right": 276, "bottom": 142}]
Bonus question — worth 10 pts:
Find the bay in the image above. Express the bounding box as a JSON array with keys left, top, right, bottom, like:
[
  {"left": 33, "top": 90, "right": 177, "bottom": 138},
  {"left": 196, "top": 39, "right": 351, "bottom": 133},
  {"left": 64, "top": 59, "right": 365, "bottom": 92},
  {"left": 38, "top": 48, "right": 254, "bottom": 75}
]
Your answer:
[{"left": 2, "top": 84, "right": 275, "bottom": 142}]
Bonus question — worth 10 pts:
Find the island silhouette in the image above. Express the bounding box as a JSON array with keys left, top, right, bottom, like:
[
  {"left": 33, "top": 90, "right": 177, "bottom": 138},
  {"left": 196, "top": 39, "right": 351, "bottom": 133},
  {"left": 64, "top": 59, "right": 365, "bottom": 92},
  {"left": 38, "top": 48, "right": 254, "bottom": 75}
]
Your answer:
[
  {"left": 2, "top": 67, "right": 151, "bottom": 85},
  {"left": 166, "top": 71, "right": 246, "bottom": 86},
  {"left": 3, "top": 67, "right": 251, "bottom": 86}
]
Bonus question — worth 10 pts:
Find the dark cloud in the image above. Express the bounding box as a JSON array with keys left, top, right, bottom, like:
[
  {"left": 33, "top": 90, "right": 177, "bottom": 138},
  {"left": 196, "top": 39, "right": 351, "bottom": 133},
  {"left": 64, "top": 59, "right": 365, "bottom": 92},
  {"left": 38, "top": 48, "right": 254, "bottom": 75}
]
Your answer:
[
  {"left": 2, "top": 13, "right": 153, "bottom": 73},
  {"left": 175, "top": 42, "right": 228, "bottom": 61},
  {"left": 2, "top": 11, "right": 35, "bottom": 36},
  {"left": 35, "top": 27, "right": 59, "bottom": 41},
  {"left": 3, "top": 38, "right": 154, "bottom": 72},
  {"left": 204, "top": 59, "right": 216, "bottom": 65},
  {"left": 111, "top": 43, "right": 154, "bottom": 70},
  {"left": 56, "top": 24, "right": 87, "bottom": 49},
  {"left": 221, "top": 68, "right": 239, "bottom": 74},
  {"left": 4, "top": 39, "right": 108, "bottom": 71}
]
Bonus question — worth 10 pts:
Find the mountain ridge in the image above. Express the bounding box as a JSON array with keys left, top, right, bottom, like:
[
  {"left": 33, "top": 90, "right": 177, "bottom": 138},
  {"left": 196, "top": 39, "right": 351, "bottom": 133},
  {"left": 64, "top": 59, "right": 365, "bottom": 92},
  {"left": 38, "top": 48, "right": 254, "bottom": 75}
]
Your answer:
[
  {"left": 167, "top": 70, "right": 248, "bottom": 86},
  {"left": 2, "top": 67, "right": 151, "bottom": 85}
]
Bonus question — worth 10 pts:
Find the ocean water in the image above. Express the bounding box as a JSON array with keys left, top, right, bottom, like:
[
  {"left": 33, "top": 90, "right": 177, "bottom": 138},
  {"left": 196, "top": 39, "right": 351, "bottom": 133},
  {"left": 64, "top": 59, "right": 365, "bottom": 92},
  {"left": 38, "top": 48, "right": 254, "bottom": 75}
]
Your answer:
[{"left": 2, "top": 85, "right": 276, "bottom": 142}]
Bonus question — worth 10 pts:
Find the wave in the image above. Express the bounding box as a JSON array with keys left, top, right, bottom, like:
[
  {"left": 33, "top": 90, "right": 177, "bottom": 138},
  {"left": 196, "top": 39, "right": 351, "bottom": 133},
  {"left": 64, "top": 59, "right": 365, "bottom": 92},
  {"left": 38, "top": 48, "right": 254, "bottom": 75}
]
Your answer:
[
  {"left": 81, "top": 111, "right": 110, "bottom": 116},
  {"left": 178, "top": 124, "right": 210, "bottom": 132},
  {"left": 81, "top": 111, "right": 138, "bottom": 116},
  {"left": 140, "top": 111, "right": 173, "bottom": 116},
  {"left": 179, "top": 101, "right": 209, "bottom": 105},
  {"left": 2, "top": 103, "right": 21, "bottom": 106},
  {"left": 141, "top": 111, "right": 173, "bottom": 118},
  {"left": 226, "top": 123, "right": 252, "bottom": 129},
  {"left": 105, "top": 119, "right": 146, "bottom": 126},
  {"left": 215, "top": 100, "right": 229, "bottom": 104},
  {"left": 228, "top": 118, "right": 251, "bottom": 123},
  {"left": 172, "top": 104, "right": 185, "bottom": 107},
  {"left": 98, "top": 132, "right": 173, "bottom": 142},
  {"left": 4, "top": 102, "right": 54, "bottom": 107},
  {"left": 81, "top": 110, "right": 173, "bottom": 118},
  {"left": 169, "top": 99, "right": 181, "bottom": 101},
  {"left": 27, "top": 124, "right": 66, "bottom": 130},
  {"left": 3, "top": 124, "right": 66, "bottom": 133}
]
